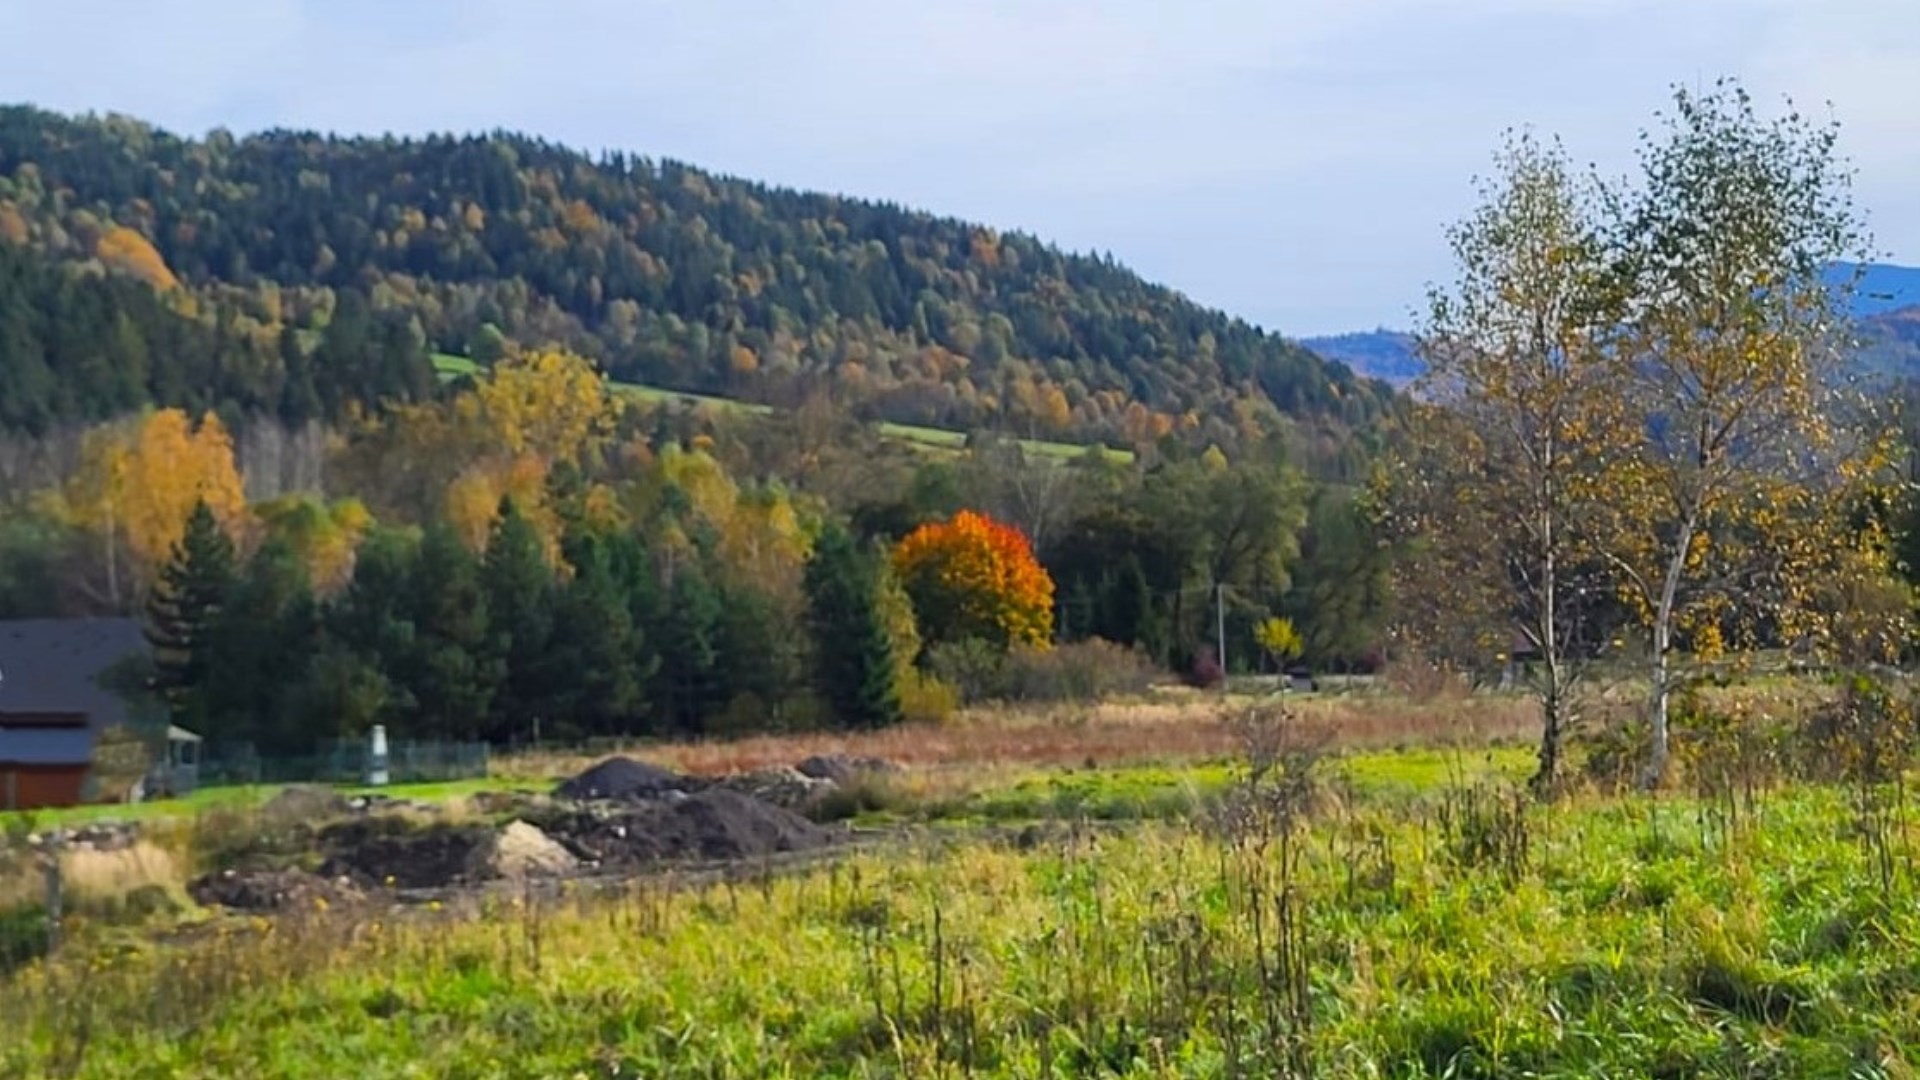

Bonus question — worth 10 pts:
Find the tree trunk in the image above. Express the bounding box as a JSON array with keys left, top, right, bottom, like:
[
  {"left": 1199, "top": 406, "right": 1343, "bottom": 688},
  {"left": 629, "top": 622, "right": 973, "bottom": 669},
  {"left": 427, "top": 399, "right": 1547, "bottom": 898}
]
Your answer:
[
  {"left": 1532, "top": 672, "right": 1565, "bottom": 797},
  {"left": 1642, "top": 516, "right": 1693, "bottom": 789},
  {"left": 1644, "top": 621, "right": 1672, "bottom": 788}
]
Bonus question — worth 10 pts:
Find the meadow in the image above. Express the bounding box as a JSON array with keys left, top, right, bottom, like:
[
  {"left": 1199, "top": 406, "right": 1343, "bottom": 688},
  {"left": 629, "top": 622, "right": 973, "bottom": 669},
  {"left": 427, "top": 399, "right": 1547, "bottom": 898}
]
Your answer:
[
  {"left": 6, "top": 681, "right": 1920, "bottom": 1078},
  {"left": 431, "top": 354, "right": 1133, "bottom": 465}
]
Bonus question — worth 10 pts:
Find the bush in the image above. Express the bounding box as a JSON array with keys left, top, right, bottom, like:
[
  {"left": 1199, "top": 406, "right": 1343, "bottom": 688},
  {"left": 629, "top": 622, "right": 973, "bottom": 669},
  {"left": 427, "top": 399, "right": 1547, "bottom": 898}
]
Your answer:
[
  {"left": 897, "top": 670, "right": 959, "bottom": 725},
  {"left": 1002, "top": 639, "right": 1156, "bottom": 702},
  {"left": 925, "top": 638, "right": 1009, "bottom": 705},
  {"left": 1184, "top": 646, "right": 1224, "bottom": 690},
  {"left": 926, "top": 637, "right": 1156, "bottom": 705}
]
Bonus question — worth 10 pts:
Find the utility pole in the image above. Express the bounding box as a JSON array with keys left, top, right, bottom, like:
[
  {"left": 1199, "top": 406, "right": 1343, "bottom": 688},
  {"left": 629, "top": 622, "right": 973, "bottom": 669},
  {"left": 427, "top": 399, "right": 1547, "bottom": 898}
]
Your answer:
[{"left": 1215, "top": 582, "right": 1228, "bottom": 694}]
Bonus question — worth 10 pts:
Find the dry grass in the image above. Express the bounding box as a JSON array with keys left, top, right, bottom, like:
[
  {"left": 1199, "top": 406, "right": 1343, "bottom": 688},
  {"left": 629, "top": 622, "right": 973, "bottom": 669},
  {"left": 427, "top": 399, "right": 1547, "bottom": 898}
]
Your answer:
[
  {"left": 494, "top": 689, "right": 1539, "bottom": 780},
  {"left": 0, "top": 841, "right": 183, "bottom": 914}
]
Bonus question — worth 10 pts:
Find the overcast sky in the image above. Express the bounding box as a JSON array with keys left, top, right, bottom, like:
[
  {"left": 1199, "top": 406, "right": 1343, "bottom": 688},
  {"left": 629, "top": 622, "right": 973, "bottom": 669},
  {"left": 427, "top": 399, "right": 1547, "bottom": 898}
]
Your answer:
[{"left": 2, "top": 0, "right": 1915, "bottom": 335}]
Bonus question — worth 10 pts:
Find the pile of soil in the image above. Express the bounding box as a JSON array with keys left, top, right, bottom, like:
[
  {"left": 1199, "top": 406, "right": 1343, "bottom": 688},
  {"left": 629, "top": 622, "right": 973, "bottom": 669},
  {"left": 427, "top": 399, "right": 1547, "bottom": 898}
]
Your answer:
[
  {"left": 190, "top": 867, "right": 365, "bottom": 912},
  {"left": 563, "top": 789, "right": 830, "bottom": 866},
  {"left": 714, "top": 768, "right": 837, "bottom": 812},
  {"left": 316, "top": 818, "right": 494, "bottom": 889},
  {"left": 470, "top": 821, "right": 577, "bottom": 880},
  {"left": 261, "top": 784, "right": 352, "bottom": 822},
  {"left": 555, "top": 757, "right": 695, "bottom": 801},
  {"left": 795, "top": 754, "right": 900, "bottom": 784}
]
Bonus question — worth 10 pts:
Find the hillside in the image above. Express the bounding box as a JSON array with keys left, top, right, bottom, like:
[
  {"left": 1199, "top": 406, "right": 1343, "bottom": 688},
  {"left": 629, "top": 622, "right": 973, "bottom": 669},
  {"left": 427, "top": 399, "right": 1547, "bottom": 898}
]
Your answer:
[
  {"left": 0, "top": 106, "right": 1390, "bottom": 454},
  {"left": 1297, "top": 329, "right": 1422, "bottom": 387}
]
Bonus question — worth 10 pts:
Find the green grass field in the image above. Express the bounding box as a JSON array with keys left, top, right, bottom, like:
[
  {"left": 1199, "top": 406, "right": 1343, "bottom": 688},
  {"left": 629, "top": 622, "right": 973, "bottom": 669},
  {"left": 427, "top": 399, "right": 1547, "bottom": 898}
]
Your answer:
[
  {"left": 432, "top": 353, "right": 1132, "bottom": 464},
  {"left": 1, "top": 777, "right": 553, "bottom": 831},
  {"left": 8, "top": 733, "right": 1919, "bottom": 1077}
]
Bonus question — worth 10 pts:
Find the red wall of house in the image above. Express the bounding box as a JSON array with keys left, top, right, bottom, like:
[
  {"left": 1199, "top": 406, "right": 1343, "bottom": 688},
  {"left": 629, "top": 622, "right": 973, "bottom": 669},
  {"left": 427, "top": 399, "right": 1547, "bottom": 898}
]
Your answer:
[{"left": 0, "top": 765, "right": 88, "bottom": 810}]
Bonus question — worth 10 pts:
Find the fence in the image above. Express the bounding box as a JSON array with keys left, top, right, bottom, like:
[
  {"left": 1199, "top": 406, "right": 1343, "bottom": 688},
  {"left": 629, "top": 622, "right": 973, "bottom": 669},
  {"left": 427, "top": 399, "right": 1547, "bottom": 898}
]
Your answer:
[{"left": 198, "top": 738, "right": 490, "bottom": 788}]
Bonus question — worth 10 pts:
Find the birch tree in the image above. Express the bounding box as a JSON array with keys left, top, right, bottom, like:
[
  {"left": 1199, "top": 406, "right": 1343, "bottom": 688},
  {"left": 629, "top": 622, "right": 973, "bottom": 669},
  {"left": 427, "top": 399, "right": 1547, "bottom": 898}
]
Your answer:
[
  {"left": 1597, "top": 81, "right": 1876, "bottom": 785},
  {"left": 1389, "top": 133, "right": 1621, "bottom": 792}
]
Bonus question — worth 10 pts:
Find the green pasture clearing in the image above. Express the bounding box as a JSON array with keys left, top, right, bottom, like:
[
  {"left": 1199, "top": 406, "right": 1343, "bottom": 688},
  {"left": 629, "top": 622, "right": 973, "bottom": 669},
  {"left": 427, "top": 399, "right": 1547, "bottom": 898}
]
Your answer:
[{"left": 430, "top": 353, "right": 1132, "bottom": 463}]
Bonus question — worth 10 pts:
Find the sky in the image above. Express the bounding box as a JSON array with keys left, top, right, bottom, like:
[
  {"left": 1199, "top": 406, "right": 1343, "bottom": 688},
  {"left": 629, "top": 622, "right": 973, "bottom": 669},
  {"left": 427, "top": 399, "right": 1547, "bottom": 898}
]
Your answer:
[{"left": 1, "top": 0, "right": 1916, "bottom": 336}]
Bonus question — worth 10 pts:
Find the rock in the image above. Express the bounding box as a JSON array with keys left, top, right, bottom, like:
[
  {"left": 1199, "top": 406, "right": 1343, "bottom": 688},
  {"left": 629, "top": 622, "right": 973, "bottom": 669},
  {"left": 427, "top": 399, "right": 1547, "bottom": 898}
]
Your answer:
[{"left": 471, "top": 820, "right": 578, "bottom": 880}]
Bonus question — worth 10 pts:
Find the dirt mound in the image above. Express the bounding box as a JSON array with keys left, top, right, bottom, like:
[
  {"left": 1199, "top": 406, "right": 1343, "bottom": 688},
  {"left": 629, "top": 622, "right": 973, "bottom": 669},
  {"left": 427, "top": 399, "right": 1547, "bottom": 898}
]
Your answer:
[
  {"left": 261, "top": 784, "right": 352, "bottom": 822},
  {"left": 564, "top": 789, "right": 830, "bottom": 866},
  {"left": 317, "top": 818, "right": 493, "bottom": 889},
  {"left": 470, "top": 821, "right": 577, "bottom": 880},
  {"left": 190, "top": 868, "right": 364, "bottom": 912},
  {"left": 465, "top": 790, "right": 554, "bottom": 817},
  {"left": 714, "top": 768, "right": 837, "bottom": 811},
  {"left": 555, "top": 756, "right": 692, "bottom": 801},
  {"left": 795, "top": 754, "right": 900, "bottom": 783}
]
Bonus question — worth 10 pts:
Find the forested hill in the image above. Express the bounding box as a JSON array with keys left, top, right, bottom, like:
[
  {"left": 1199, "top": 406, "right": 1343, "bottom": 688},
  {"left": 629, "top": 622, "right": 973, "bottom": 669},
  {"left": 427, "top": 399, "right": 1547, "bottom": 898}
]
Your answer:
[{"left": 0, "top": 106, "right": 1390, "bottom": 450}]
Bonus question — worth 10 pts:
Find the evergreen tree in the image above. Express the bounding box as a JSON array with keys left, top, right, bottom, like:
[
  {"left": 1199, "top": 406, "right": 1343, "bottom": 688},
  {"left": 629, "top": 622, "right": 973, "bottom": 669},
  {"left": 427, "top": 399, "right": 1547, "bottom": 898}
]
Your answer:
[
  {"left": 200, "top": 537, "right": 319, "bottom": 751},
  {"left": 407, "top": 522, "right": 500, "bottom": 741},
  {"left": 655, "top": 560, "right": 723, "bottom": 735},
  {"left": 804, "top": 524, "right": 901, "bottom": 729},
  {"left": 321, "top": 527, "right": 419, "bottom": 731},
  {"left": 714, "top": 581, "right": 807, "bottom": 727},
  {"left": 549, "top": 532, "right": 651, "bottom": 738},
  {"left": 144, "top": 500, "right": 237, "bottom": 727},
  {"left": 481, "top": 498, "right": 557, "bottom": 741}
]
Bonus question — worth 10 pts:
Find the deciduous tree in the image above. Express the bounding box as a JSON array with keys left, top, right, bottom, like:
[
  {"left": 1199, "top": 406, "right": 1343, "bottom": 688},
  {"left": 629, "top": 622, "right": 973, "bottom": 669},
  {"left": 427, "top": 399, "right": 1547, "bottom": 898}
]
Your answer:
[
  {"left": 1388, "top": 133, "right": 1619, "bottom": 792},
  {"left": 892, "top": 510, "right": 1054, "bottom": 649},
  {"left": 1595, "top": 81, "right": 1883, "bottom": 784}
]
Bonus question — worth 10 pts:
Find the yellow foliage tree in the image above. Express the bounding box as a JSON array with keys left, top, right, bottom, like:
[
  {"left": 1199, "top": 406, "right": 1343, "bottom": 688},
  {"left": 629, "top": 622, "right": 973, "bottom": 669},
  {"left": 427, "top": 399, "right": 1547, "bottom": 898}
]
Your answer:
[
  {"left": 445, "top": 454, "right": 559, "bottom": 558},
  {"left": 65, "top": 409, "right": 247, "bottom": 598},
  {"left": 472, "top": 349, "right": 619, "bottom": 466},
  {"left": 95, "top": 225, "right": 180, "bottom": 291},
  {"left": 255, "top": 496, "right": 375, "bottom": 595}
]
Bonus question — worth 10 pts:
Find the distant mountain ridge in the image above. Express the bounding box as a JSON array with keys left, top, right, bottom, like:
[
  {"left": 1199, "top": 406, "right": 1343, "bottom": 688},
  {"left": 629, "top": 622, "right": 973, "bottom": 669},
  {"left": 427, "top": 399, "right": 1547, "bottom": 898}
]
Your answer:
[{"left": 1304, "top": 264, "right": 1920, "bottom": 386}]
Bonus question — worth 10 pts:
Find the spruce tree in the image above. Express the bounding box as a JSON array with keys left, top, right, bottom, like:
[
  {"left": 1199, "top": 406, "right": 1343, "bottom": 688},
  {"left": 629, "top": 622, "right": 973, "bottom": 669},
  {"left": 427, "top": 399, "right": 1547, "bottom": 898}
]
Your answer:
[
  {"left": 550, "top": 532, "right": 650, "bottom": 738},
  {"left": 145, "top": 499, "right": 237, "bottom": 728},
  {"left": 481, "top": 497, "right": 557, "bottom": 743},
  {"left": 655, "top": 561, "right": 722, "bottom": 735},
  {"left": 409, "top": 522, "right": 500, "bottom": 741},
  {"left": 804, "top": 524, "right": 902, "bottom": 729},
  {"left": 201, "top": 537, "right": 318, "bottom": 751}
]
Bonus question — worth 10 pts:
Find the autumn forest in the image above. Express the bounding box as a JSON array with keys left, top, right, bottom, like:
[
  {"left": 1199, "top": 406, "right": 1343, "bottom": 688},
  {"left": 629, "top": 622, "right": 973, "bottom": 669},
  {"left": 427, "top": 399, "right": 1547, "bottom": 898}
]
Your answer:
[{"left": 2, "top": 88, "right": 1919, "bottom": 785}]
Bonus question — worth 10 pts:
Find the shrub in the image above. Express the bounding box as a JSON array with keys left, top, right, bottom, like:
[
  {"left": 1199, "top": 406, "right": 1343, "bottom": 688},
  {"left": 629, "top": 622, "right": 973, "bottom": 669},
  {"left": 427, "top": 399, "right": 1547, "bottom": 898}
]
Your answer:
[
  {"left": 925, "top": 638, "right": 1009, "bottom": 704},
  {"left": 1184, "top": 646, "right": 1224, "bottom": 690},
  {"left": 926, "top": 637, "right": 1157, "bottom": 705},
  {"left": 897, "top": 670, "right": 960, "bottom": 725},
  {"left": 1001, "top": 638, "right": 1155, "bottom": 702}
]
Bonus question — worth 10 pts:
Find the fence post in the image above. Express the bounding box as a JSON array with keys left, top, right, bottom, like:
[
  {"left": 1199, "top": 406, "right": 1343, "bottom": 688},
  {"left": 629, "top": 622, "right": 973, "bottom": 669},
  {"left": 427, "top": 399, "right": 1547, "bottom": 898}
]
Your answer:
[{"left": 42, "top": 840, "right": 62, "bottom": 957}]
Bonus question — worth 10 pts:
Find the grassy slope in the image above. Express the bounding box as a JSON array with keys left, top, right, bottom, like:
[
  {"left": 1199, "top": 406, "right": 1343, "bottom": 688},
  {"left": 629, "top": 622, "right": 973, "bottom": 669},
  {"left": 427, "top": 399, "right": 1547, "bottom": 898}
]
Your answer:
[{"left": 432, "top": 353, "right": 1132, "bottom": 464}]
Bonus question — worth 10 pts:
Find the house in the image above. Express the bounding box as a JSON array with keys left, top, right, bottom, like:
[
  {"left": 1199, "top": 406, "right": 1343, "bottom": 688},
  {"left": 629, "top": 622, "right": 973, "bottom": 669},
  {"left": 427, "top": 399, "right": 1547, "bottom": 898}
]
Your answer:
[{"left": 0, "top": 618, "right": 151, "bottom": 810}]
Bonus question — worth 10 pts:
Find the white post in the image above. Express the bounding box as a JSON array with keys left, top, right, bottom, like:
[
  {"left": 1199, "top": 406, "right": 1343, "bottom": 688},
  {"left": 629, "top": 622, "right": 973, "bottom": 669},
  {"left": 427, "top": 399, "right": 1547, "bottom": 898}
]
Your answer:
[
  {"left": 367, "top": 724, "right": 390, "bottom": 787},
  {"left": 1215, "top": 582, "right": 1228, "bottom": 694}
]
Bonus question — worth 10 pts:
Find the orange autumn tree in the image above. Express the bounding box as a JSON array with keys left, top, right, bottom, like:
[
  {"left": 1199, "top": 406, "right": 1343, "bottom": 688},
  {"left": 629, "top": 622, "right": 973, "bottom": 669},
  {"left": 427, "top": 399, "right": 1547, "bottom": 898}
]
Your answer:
[{"left": 892, "top": 510, "right": 1054, "bottom": 649}]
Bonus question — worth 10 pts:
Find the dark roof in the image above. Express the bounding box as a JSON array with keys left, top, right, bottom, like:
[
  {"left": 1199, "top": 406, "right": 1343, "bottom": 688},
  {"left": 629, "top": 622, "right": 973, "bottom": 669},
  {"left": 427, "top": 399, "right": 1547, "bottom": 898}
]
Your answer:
[
  {"left": 0, "top": 618, "right": 150, "bottom": 732},
  {"left": 0, "top": 725, "right": 95, "bottom": 766}
]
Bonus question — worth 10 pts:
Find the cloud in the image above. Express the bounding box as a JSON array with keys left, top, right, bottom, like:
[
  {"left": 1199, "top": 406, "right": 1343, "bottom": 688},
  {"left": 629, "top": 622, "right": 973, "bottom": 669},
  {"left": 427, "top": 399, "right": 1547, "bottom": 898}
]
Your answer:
[{"left": 0, "top": 0, "right": 1913, "bottom": 333}]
